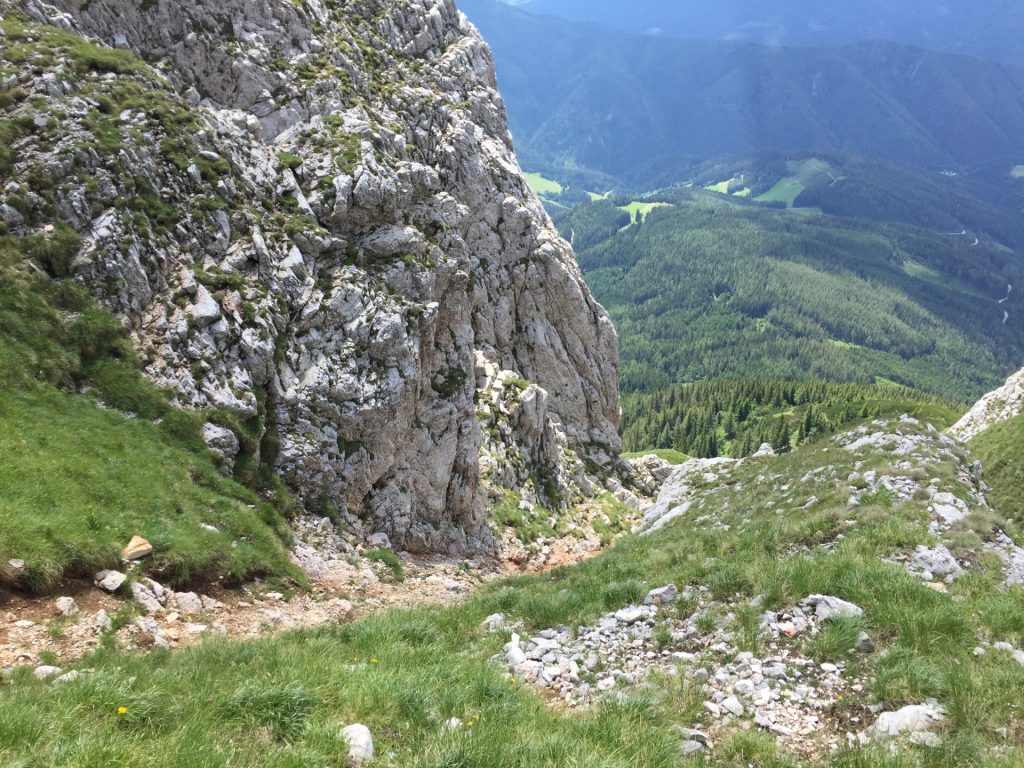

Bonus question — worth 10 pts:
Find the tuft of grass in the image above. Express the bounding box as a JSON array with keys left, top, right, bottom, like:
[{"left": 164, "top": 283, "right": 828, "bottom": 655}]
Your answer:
[
  {"left": 806, "top": 615, "right": 867, "bottom": 661},
  {"left": 365, "top": 548, "right": 405, "bottom": 583},
  {"left": 490, "top": 491, "right": 557, "bottom": 544},
  {"left": 734, "top": 602, "right": 765, "bottom": 655}
]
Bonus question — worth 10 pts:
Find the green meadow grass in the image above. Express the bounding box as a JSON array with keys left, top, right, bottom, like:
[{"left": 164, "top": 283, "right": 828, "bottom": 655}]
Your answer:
[
  {"left": 755, "top": 177, "right": 805, "bottom": 208},
  {"left": 621, "top": 448, "right": 690, "bottom": 465},
  {"left": 0, "top": 386, "right": 298, "bottom": 591},
  {"left": 523, "top": 172, "right": 563, "bottom": 197},
  {"left": 0, "top": 241, "right": 298, "bottom": 591},
  {"left": 617, "top": 201, "right": 673, "bottom": 222},
  {"left": 971, "top": 413, "right": 1024, "bottom": 527},
  {"left": 4, "top": 421, "right": 1024, "bottom": 765}
]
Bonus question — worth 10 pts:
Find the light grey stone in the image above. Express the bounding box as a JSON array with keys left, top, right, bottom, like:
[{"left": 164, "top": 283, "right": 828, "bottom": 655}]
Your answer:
[
  {"left": 54, "top": 596, "right": 78, "bottom": 617},
  {"left": 721, "top": 696, "right": 744, "bottom": 716},
  {"left": 131, "top": 582, "right": 163, "bottom": 614},
  {"left": 170, "top": 592, "right": 203, "bottom": 614},
  {"left": 868, "top": 702, "right": 945, "bottom": 741},
  {"left": 805, "top": 594, "right": 863, "bottom": 621},
  {"left": 96, "top": 570, "right": 127, "bottom": 593},
  {"left": 681, "top": 740, "right": 705, "bottom": 755},
  {"left": 855, "top": 632, "right": 876, "bottom": 653},
  {"left": 341, "top": 723, "right": 374, "bottom": 765},
  {"left": 643, "top": 584, "right": 678, "bottom": 605},
  {"left": 33, "top": 665, "right": 63, "bottom": 680}
]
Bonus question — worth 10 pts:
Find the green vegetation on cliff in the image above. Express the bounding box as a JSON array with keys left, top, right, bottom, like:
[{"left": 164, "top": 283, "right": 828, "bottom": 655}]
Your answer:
[
  {"left": 971, "top": 414, "right": 1024, "bottom": 528},
  {"left": 0, "top": 239, "right": 298, "bottom": 592}
]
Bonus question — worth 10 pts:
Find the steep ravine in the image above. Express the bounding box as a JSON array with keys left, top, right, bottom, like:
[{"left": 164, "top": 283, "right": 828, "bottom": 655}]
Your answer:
[{"left": 3, "top": 0, "right": 622, "bottom": 554}]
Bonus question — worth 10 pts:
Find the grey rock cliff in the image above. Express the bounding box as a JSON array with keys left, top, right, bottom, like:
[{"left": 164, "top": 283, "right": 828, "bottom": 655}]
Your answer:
[
  {"left": 5, "top": 0, "right": 621, "bottom": 553},
  {"left": 949, "top": 367, "right": 1024, "bottom": 442}
]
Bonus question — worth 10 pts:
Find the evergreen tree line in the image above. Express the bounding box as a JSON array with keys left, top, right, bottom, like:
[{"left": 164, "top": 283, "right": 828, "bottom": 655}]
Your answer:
[{"left": 621, "top": 380, "right": 962, "bottom": 459}]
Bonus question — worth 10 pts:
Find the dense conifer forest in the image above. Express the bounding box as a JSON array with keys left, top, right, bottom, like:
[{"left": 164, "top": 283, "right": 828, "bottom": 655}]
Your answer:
[{"left": 621, "top": 380, "right": 962, "bottom": 458}]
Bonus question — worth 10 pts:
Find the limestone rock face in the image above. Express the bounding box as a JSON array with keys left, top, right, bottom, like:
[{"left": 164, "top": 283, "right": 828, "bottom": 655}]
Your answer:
[
  {"left": 949, "top": 368, "right": 1024, "bottom": 442},
  {"left": 8, "top": 0, "right": 620, "bottom": 553}
]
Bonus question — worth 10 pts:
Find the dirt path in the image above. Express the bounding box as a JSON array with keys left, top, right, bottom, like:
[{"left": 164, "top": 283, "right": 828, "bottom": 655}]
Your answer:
[
  {"left": 0, "top": 553, "right": 507, "bottom": 669},
  {"left": 0, "top": 514, "right": 621, "bottom": 671}
]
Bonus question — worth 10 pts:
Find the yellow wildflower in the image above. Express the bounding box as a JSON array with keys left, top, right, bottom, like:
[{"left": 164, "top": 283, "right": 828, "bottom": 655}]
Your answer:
[{"left": 117, "top": 706, "right": 127, "bottom": 715}]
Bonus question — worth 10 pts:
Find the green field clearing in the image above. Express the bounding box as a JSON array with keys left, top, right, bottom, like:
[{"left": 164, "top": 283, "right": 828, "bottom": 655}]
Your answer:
[
  {"left": 902, "top": 259, "right": 941, "bottom": 280},
  {"left": 705, "top": 179, "right": 751, "bottom": 197},
  {"left": 523, "top": 172, "right": 563, "bottom": 196},
  {"left": 755, "top": 177, "right": 805, "bottom": 207},
  {"left": 617, "top": 201, "right": 673, "bottom": 222}
]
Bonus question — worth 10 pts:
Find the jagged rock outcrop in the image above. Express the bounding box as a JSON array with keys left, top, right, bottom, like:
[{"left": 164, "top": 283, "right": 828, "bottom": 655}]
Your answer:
[
  {"left": 949, "top": 367, "right": 1024, "bottom": 442},
  {"left": 1, "top": 0, "right": 620, "bottom": 553}
]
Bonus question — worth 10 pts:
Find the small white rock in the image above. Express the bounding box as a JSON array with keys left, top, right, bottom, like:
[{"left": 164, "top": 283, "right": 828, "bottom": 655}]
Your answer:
[
  {"left": 341, "top": 723, "right": 374, "bottom": 765},
  {"left": 55, "top": 596, "right": 78, "bottom": 617},
  {"left": 33, "top": 665, "right": 63, "bottom": 680}
]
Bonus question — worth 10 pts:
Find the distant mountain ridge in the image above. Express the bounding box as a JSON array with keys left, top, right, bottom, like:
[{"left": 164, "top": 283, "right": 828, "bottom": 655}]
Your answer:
[
  {"left": 480, "top": 0, "right": 1024, "bottom": 68},
  {"left": 461, "top": 0, "right": 1024, "bottom": 190}
]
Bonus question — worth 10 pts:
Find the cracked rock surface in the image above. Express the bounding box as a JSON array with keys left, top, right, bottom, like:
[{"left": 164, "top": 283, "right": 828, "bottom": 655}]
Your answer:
[{"left": 5, "top": 0, "right": 620, "bottom": 553}]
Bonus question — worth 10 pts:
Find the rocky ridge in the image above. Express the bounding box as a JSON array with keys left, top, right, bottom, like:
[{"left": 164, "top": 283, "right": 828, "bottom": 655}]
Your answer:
[
  {"left": 491, "top": 417, "right": 1024, "bottom": 758},
  {"left": 2, "top": 0, "right": 621, "bottom": 554},
  {"left": 949, "top": 366, "right": 1024, "bottom": 442}
]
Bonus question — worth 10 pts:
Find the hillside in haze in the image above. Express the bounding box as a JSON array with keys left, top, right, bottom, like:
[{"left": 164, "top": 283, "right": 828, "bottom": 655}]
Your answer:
[
  {"left": 556, "top": 187, "right": 1024, "bottom": 400},
  {"left": 462, "top": 0, "right": 1024, "bottom": 190},
  {"left": 479, "top": 0, "right": 1024, "bottom": 67}
]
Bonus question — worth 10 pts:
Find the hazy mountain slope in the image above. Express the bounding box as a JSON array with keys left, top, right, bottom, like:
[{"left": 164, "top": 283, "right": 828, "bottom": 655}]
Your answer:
[
  {"left": 484, "top": 0, "right": 1024, "bottom": 67},
  {"left": 684, "top": 152, "right": 1024, "bottom": 244},
  {"left": 562, "top": 191, "right": 1024, "bottom": 399},
  {"left": 461, "top": 0, "right": 1024, "bottom": 189}
]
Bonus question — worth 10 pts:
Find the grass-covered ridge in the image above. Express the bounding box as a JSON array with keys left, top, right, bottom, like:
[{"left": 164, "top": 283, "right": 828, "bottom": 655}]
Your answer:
[
  {"left": 0, "top": 240, "right": 298, "bottom": 592},
  {"left": 3, "top": 417, "right": 1024, "bottom": 766},
  {"left": 971, "top": 413, "right": 1024, "bottom": 528}
]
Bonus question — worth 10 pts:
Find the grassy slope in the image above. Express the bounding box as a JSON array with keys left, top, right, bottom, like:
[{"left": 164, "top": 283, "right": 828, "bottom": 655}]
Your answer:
[
  {"left": 971, "top": 414, "right": 1024, "bottom": 527},
  {"left": 0, "top": 387, "right": 296, "bottom": 591},
  {"left": 755, "top": 178, "right": 804, "bottom": 207},
  {"left": 3, "top": 418, "right": 1024, "bottom": 766},
  {"left": 0, "top": 240, "right": 297, "bottom": 592}
]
